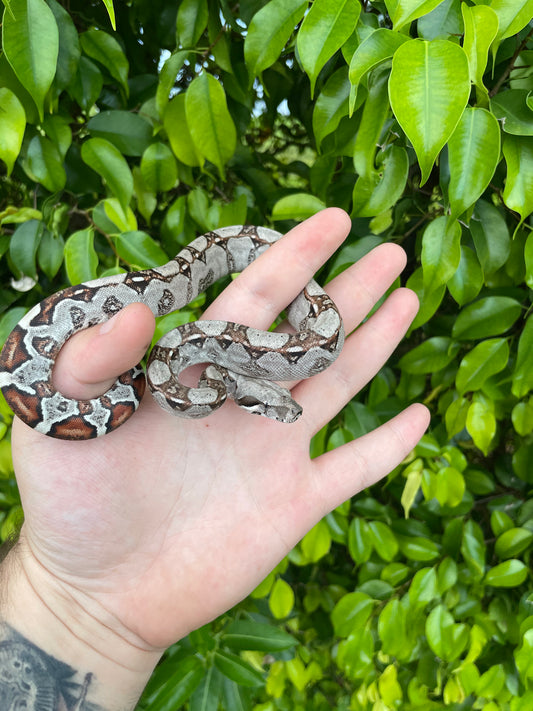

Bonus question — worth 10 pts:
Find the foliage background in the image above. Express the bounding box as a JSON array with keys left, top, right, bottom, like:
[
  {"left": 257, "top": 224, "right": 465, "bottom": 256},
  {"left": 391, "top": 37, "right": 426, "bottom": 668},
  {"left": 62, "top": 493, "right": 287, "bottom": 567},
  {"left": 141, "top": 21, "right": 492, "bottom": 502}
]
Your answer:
[{"left": 0, "top": 0, "right": 533, "bottom": 708}]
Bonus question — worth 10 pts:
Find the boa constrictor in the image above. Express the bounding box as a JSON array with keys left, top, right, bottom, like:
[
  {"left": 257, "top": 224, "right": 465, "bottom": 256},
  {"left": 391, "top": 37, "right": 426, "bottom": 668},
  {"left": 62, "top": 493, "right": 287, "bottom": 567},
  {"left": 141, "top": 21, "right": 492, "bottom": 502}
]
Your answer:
[{"left": 0, "top": 225, "right": 344, "bottom": 440}]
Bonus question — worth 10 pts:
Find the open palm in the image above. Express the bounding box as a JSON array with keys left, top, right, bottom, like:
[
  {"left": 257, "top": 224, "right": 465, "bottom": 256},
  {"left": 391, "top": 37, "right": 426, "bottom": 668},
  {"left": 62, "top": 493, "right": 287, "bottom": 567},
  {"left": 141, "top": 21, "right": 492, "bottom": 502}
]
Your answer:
[{"left": 11, "top": 209, "right": 429, "bottom": 650}]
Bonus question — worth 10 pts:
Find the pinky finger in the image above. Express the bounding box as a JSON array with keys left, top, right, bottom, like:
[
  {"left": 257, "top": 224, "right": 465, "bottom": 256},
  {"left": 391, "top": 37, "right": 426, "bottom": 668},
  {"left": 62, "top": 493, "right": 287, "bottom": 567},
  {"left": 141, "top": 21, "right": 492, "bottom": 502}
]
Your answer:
[{"left": 310, "top": 403, "right": 430, "bottom": 516}]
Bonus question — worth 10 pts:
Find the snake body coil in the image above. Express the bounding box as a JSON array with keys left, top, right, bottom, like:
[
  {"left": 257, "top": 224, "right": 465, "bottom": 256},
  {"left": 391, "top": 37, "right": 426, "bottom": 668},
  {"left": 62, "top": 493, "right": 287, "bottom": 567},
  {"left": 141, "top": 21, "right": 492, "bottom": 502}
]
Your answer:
[{"left": 0, "top": 226, "right": 344, "bottom": 440}]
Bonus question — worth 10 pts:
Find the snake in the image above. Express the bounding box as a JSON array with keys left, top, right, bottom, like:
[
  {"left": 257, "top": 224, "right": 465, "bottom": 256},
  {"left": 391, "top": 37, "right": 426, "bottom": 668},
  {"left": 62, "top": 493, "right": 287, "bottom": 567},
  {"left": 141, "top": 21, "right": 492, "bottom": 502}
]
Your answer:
[{"left": 0, "top": 225, "right": 344, "bottom": 440}]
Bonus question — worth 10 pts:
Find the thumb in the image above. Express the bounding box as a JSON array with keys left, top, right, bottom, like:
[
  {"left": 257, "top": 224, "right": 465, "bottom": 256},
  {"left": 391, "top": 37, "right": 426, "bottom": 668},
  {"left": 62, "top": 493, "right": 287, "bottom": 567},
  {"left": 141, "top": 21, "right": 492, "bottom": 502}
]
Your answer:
[{"left": 52, "top": 303, "right": 155, "bottom": 400}]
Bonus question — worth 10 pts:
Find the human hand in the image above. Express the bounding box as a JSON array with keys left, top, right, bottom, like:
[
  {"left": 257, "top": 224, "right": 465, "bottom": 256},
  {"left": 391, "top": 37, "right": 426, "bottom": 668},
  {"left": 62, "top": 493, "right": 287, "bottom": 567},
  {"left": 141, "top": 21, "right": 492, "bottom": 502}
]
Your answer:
[{"left": 9, "top": 208, "right": 429, "bottom": 654}]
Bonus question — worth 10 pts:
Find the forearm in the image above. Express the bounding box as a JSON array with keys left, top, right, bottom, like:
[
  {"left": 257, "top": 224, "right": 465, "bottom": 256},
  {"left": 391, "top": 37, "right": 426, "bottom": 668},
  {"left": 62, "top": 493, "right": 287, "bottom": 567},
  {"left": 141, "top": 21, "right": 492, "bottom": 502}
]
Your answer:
[{"left": 0, "top": 535, "right": 162, "bottom": 711}]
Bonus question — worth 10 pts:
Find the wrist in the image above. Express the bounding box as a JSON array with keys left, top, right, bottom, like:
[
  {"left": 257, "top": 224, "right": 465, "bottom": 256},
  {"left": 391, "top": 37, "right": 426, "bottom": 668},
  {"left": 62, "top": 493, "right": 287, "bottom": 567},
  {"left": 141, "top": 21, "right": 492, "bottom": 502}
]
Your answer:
[{"left": 0, "top": 533, "right": 162, "bottom": 711}]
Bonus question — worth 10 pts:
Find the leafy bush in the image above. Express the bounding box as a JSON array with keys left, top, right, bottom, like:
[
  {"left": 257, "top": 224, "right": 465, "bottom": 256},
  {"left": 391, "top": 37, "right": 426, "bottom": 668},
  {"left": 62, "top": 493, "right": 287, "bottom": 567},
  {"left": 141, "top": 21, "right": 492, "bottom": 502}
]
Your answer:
[{"left": 1, "top": 0, "right": 532, "bottom": 709}]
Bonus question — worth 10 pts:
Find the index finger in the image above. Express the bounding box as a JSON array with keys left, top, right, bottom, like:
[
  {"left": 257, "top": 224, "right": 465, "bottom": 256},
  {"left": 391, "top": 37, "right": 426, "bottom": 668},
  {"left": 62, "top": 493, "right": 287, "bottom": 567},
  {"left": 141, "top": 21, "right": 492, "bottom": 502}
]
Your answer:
[{"left": 202, "top": 208, "right": 352, "bottom": 327}]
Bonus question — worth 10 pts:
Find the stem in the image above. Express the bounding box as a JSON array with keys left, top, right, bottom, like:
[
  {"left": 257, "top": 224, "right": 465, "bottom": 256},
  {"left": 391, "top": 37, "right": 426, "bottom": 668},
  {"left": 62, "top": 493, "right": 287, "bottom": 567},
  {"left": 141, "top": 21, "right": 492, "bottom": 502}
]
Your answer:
[{"left": 489, "top": 27, "right": 533, "bottom": 98}]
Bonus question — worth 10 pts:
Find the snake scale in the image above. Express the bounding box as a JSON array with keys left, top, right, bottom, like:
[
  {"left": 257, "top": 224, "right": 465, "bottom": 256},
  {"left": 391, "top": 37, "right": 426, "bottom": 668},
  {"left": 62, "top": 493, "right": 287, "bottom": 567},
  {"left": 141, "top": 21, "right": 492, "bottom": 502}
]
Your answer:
[{"left": 0, "top": 225, "right": 344, "bottom": 440}]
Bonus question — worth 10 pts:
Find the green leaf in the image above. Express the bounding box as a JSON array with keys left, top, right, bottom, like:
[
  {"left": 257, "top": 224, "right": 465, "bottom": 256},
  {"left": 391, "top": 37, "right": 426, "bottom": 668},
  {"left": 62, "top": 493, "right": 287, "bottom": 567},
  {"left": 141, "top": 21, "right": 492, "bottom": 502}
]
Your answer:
[
  {"left": 313, "top": 67, "right": 350, "bottom": 148},
  {"left": 378, "top": 665, "right": 403, "bottom": 707},
  {"left": 470, "top": 200, "right": 510, "bottom": 275},
  {"left": 0, "top": 307, "right": 27, "bottom": 348},
  {"left": 80, "top": 29, "right": 129, "bottom": 96},
  {"left": 423, "top": 466, "right": 465, "bottom": 507},
  {"left": 133, "top": 166, "right": 157, "bottom": 224},
  {"left": 337, "top": 627, "right": 374, "bottom": 679},
  {"left": 115, "top": 231, "right": 168, "bottom": 269},
  {"left": 495, "top": 528, "right": 533, "bottom": 560},
  {"left": 9, "top": 219, "right": 43, "bottom": 279},
  {"left": 0, "top": 52, "right": 39, "bottom": 124},
  {"left": 448, "top": 246, "right": 484, "bottom": 306},
  {"left": 512, "top": 314, "right": 533, "bottom": 398},
  {"left": 81, "top": 137, "right": 133, "bottom": 211},
  {"left": 296, "top": 0, "right": 360, "bottom": 97},
  {"left": 332, "top": 592, "right": 374, "bottom": 637},
  {"left": 484, "top": 559, "right": 529, "bottom": 588},
  {"left": 397, "top": 535, "right": 440, "bottom": 561},
  {"left": 421, "top": 216, "right": 461, "bottom": 288},
  {"left": 502, "top": 134, "right": 533, "bottom": 227},
  {"left": 87, "top": 111, "right": 153, "bottom": 157},
  {"left": 437, "top": 557, "right": 458, "bottom": 594},
  {"left": 1, "top": 0, "right": 16, "bottom": 20},
  {"left": 515, "top": 630, "right": 533, "bottom": 684},
  {"left": 220, "top": 677, "right": 249, "bottom": 711},
  {"left": 369, "top": 521, "right": 399, "bottom": 562},
  {"left": 100, "top": 0, "right": 116, "bottom": 30},
  {"left": 185, "top": 73, "right": 236, "bottom": 179},
  {"left": 269, "top": 578, "right": 294, "bottom": 619},
  {"left": 43, "top": 115, "right": 72, "bottom": 160},
  {"left": 399, "top": 337, "right": 459, "bottom": 374},
  {"left": 23, "top": 135, "right": 66, "bottom": 192},
  {"left": 381, "top": 562, "right": 410, "bottom": 587},
  {"left": 389, "top": 39, "right": 470, "bottom": 185},
  {"left": 461, "top": 519, "right": 485, "bottom": 578},
  {"left": 214, "top": 651, "right": 265, "bottom": 687},
  {"left": 348, "top": 517, "right": 372, "bottom": 564},
  {"left": 491, "top": 0, "right": 533, "bottom": 57},
  {"left": 102, "top": 198, "right": 137, "bottom": 233},
  {"left": 140, "top": 143, "right": 178, "bottom": 193},
  {"left": 285, "top": 656, "right": 322, "bottom": 691},
  {"left": 490, "top": 510, "right": 514, "bottom": 537},
  {"left": 0, "top": 87, "right": 25, "bottom": 175},
  {"left": 476, "top": 665, "right": 506, "bottom": 700},
  {"left": 348, "top": 28, "right": 409, "bottom": 91},
  {"left": 164, "top": 94, "right": 202, "bottom": 167},
  {"left": 353, "top": 70, "right": 389, "bottom": 179},
  {"left": 466, "top": 397, "right": 496, "bottom": 456},
  {"left": 378, "top": 599, "right": 410, "bottom": 658},
  {"left": 272, "top": 193, "right": 326, "bottom": 221},
  {"left": 417, "top": 0, "right": 463, "bottom": 40},
  {"left": 426, "top": 605, "right": 468, "bottom": 662},
  {"left": 37, "top": 228, "right": 64, "bottom": 279},
  {"left": 452, "top": 297, "right": 522, "bottom": 340},
  {"left": 462, "top": 4, "right": 498, "bottom": 100},
  {"left": 352, "top": 145, "right": 409, "bottom": 217},
  {"left": 189, "top": 666, "right": 222, "bottom": 711},
  {"left": 143, "top": 656, "right": 204, "bottom": 710},
  {"left": 385, "top": 0, "right": 449, "bottom": 30},
  {"left": 445, "top": 396, "right": 469, "bottom": 438},
  {"left": 64, "top": 228, "right": 98, "bottom": 284},
  {"left": 2, "top": 0, "right": 59, "bottom": 121},
  {"left": 176, "top": 0, "right": 208, "bottom": 48},
  {"left": 401, "top": 461, "right": 423, "bottom": 518},
  {"left": 301, "top": 518, "right": 331, "bottom": 562},
  {"left": 377, "top": 668, "right": 410, "bottom": 707},
  {"left": 223, "top": 621, "right": 296, "bottom": 652},
  {"left": 455, "top": 338, "right": 509, "bottom": 395},
  {"left": 71, "top": 56, "right": 103, "bottom": 113},
  {"left": 156, "top": 50, "right": 189, "bottom": 119},
  {"left": 491, "top": 90, "right": 533, "bottom": 136},
  {"left": 244, "top": 0, "right": 308, "bottom": 80},
  {"left": 448, "top": 107, "right": 501, "bottom": 218},
  {"left": 45, "top": 0, "right": 80, "bottom": 92},
  {"left": 407, "top": 267, "right": 446, "bottom": 330}
]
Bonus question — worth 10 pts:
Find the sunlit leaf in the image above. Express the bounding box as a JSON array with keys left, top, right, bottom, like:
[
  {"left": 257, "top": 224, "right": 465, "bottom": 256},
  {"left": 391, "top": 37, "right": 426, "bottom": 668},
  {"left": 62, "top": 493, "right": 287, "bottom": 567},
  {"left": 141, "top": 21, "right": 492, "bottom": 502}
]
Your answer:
[
  {"left": 0, "top": 88, "right": 25, "bottom": 175},
  {"left": 297, "top": 0, "right": 360, "bottom": 97},
  {"left": 2, "top": 0, "right": 59, "bottom": 121},
  {"left": 448, "top": 107, "right": 501, "bottom": 218},
  {"left": 389, "top": 39, "right": 470, "bottom": 185},
  {"left": 244, "top": 0, "right": 307, "bottom": 79}
]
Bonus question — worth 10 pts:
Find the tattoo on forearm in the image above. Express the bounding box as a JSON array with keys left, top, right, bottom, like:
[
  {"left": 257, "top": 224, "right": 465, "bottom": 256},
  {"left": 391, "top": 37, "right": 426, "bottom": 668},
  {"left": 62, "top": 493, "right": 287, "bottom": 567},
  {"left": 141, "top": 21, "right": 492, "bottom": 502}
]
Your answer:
[{"left": 0, "top": 623, "right": 105, "bottom": 710}]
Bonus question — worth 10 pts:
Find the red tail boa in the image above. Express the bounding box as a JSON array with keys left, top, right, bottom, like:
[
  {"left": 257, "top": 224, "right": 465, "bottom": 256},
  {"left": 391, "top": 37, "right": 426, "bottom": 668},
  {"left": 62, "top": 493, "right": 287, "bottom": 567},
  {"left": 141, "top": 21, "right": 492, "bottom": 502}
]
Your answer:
[{"left": 0, "top": 226, "right": 344, "bottom": 440}]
